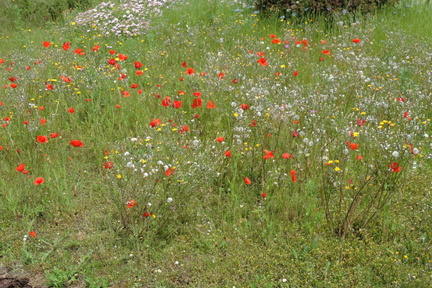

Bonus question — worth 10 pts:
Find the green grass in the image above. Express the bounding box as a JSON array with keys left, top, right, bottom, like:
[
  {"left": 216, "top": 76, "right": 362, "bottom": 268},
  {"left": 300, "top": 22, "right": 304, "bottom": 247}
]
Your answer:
[{"left": 0, "top": 0, "right": 431, "bottom": 287}]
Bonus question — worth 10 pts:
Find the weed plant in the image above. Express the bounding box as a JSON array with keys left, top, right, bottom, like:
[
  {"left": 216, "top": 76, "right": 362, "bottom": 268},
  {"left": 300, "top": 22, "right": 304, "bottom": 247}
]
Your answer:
[{"left": 0, "top": 0, "right": 431, "bottom": 287}]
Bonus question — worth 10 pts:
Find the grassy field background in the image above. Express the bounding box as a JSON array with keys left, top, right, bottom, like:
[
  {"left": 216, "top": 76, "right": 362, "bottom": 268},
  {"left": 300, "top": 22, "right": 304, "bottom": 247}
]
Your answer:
[{"left": 0, "top": 0, "right": 431, "bottom": 287}]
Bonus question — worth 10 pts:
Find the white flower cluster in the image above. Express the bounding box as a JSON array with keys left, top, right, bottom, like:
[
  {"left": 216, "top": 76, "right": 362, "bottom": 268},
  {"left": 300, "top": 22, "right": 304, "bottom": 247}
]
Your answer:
[{"left": 74, "top": 0, "right": 176, "bottom": 37}]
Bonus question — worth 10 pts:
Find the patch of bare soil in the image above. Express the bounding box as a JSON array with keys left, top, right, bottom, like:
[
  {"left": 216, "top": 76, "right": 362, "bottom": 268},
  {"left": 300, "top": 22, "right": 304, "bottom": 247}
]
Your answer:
[{"left": 0, "top": 278, "right": 32, "bottom": 288}]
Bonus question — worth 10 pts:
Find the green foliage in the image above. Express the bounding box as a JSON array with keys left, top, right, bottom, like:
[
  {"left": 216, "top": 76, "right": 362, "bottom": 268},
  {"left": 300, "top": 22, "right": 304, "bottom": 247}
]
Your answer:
[
  {"left": 254, "top": 0, "right": 399, "bottom": 20},
  {"left": 0, "top": 0, "right": 91, "bottom": 29}
]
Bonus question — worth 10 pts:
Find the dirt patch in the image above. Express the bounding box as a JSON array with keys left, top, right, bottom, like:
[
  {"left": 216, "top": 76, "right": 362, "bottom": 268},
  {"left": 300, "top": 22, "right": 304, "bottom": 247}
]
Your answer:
[
  {"left": 0, "top": 265, "right": 44, "bottom": 288},
  {"left": 0, "top": 278, "right": 32, "bottom": 288}
]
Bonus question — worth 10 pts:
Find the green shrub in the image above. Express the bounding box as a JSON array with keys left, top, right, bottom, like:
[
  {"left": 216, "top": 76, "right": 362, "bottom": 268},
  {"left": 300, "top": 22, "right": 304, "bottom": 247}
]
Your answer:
[
  {"left": 254, "top": 0, "right": 398, "bottom": 19},
  {"left": 5, "top": 0, "right": 91, "bottom": 28}
]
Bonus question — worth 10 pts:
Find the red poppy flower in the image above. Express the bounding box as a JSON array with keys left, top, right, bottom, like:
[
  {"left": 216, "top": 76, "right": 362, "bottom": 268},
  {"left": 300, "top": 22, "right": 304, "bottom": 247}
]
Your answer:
[
  {"left": 162, "top": 97, "right": 171, "bottom": 107},
  {"left": 263, "top": 150, "right": 275, "bottom": 159},
  {"left": 186, "top": 68, "right": 195, "bottom": 75},
  {"left": 61, "top": 42, "right": 71, "bottom": 50},
  {"left": 67, "top": 107, "right": 75, "bottom": 113},
  {"left": 206, "top": 100, "right": 216, "bottom": 109},
  {"left": 104, "top": 161, "right": 114, "bottom": 169},
  {"left": 389, "top": 162, "right": 402, "bottom": 172},
  {"left": 290, "top": 170, "right": 297, "bottom": 182},
  {"left": 126, "top": 200, "right": 136, "bottom": 208},
  {"left": 34, "top": 177, "right": 45, "bottom": 185},
  {"left": 172, "top": 101, "right": 183, "bottom": 108},
  {"left": 240, "top": 104, "right": 249, "bottom": 110},
  {"left": 348, "top": 142, "right": 359, "bottom": 150},
  {"left": 292, "top": 131, "right": 298, "bottom": 137},
  {"left": 179, "top": 125, "right": 189, "bottom": 133},
  {"left": 70, "top": 140, "right": 84, "bottom": 147},
  {"left": 191, "top": 98, "right": 202, "bottom": 108},
  {"left": 165, "top": 168, "right": 175, "bottom": 177},
  {"left": 250, "top": 120, "right": 257, "bottom": 127},
  {"left": 150, "top": 119, "right": 161, "bottom": 127},
  {"left": 271, "top": 38, "right": 281, "bottom": 44},
  {"left": 130, "top": 83, "right": 138, "bottom": 89},
  {"left": 352, "top": 38, "right": 361, "bottom": 43},
  {"left": 10, "top": 83, "right": 18, "bottom": 88},
  {"left": 16, "top": 164, "right": 25, "bottom": 172},
  {"left": 357, "top": 119, "right": 366, "bottom": 126},
  {"left": 36, "top": 135, "right": 48, "bottom": 143},
  {"left": 244, "top": 177, "right": 252, "bottom": 185},
  {"left": 215, "top": 137, "right": 225, "bottom": 142},
  {"left": 261, "top": 192, "right": 267, "bottom": 198},
  {"left": 232, "top": 78, "right": 238, "bottom": 83},
  {"left": 269, "top": 34, "right": 276, "bottom": 38},
  {"left": 108, "top": 59, "right": 117, "bottom": 65},
  {"left": 118, "top": 53, "right": 128, "bottom": 61},
  {"left": 136, "top": 70, "right": 144, "bottom": 76},
  {"left": 322, "top": 50, "right": 331, "bottom": 55},
  {"left": 193, "top": 92, "right": 202, "bottom": 97},
  {"left": 43, "top": 41, "right": 51, "bottom": 48},
  {"left": 109, "top": 50, "right": 116, "bottom": 55},
  {"left": 50, "top": 133, "right": 59, "bottom": 138},
  {"left": 182, "top": 62, "right": 187, "bottom": 68},
  {"left": 134, "top": 61, "right": 143, "bottom": 69},
  {"left": 60, "top": 75, "right": 72, "bottom": 83},
  {"left": 224, "top": 150, "right": 232, "bottom": 157},
  {"left": 256, "top": 52, "right": 265, "bottom": 57},
  {"left": 143, "top": 212, "right": 150, "bottom": 217},
  {"left": 356, "top": 155, "right": 364, "bottom": 160},
  {"left": 282, "top": 153, "right": 293, "bottom": 159},
  {"left": 29, "top": 231, "right": 37, "bottom": 238},
  {"left": 40, "top": 118, "right": 47, "bottom": 125},
  {"left": 8, "top": 77, "right": 17, "bottom": 82},
  {"left": 293, "top": 70, "right": 299, "bottom": 76},
  {"left": 92, "top": 45, "right": 101, "bottom": 51},
  {"left": 257, "top": 58, "right": 268, "bottom": 67}
]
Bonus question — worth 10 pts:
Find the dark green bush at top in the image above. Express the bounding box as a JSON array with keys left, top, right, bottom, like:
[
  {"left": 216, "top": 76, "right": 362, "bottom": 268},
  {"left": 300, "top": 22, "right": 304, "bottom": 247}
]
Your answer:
[
  {"left": 5, "top": 0, "right": 91, "bottom": 28},
  {"left": 255, "top": 0, "right": 398, "bottom": 19}
]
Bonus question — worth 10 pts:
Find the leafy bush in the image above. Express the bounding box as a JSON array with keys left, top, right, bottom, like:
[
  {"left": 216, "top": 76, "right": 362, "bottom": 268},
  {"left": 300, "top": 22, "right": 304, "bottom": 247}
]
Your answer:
[
  {"left": 6, "top": 0, "right": 91, "bottom": 28},
  {"left": 254, "top": 0, "right": 399, "bottom": 19}
]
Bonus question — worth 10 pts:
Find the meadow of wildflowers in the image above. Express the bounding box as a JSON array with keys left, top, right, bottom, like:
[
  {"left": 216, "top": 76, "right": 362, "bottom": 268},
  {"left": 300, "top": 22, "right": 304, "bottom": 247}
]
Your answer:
[{"left": 0, "top": 0, "right": 431, "bottom": 286}]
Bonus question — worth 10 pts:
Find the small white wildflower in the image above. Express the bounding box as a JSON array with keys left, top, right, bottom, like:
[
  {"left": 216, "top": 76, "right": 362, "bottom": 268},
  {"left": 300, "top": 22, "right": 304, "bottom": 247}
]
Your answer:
[
  {"left": 167, "top": 197, "right": 173, "bottom": 203},
  {"left": 392, "top": 151, "right": 400, "bottom": 158}
]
